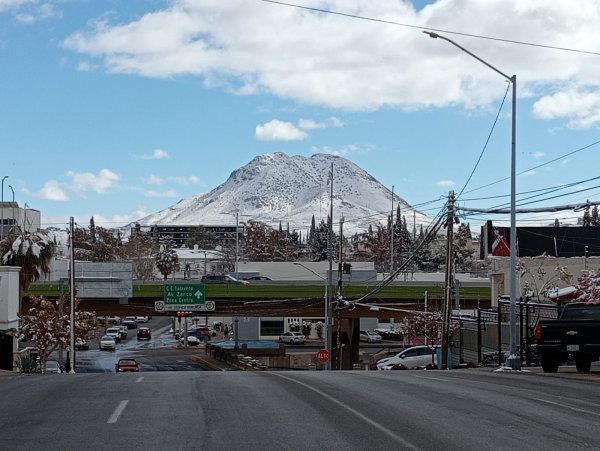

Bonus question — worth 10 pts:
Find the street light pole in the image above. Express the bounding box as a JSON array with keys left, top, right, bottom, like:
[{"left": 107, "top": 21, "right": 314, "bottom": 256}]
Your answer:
[
  {"left": 8, "top": 185, "right": 14, "bottom": 234},
  {"left": 1, "top": 175, "right": 7, "bottom": 240},
  {"left": 425, "top": 31, "right": 520, "bottom": 369}
]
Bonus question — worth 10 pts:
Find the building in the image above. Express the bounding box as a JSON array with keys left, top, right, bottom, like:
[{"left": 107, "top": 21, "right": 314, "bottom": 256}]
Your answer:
[
  {"left": 133, "top": 223, "right": 242, "bottom": 249},
  {"left": 480, "top": 220, "right": 600, "bottom": 259},
  {"left": 0, "top": 202, "right": 41, "bottom": 239}
]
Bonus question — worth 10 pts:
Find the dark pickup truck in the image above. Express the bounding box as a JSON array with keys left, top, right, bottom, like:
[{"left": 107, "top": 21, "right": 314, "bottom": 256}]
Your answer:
[{"left": 535, "top": 303, "right": 600, "bottom": 373}]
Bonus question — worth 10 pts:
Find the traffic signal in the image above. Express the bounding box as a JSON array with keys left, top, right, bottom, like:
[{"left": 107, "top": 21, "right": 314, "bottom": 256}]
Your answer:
[{"left": 176, "top": 311, "right": 193, "bottom": 317}]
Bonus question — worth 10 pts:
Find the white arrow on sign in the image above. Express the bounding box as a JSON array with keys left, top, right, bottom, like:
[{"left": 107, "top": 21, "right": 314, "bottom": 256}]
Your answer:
[{"left": 194, "top": 290, "right": 204, "bottom": 300}]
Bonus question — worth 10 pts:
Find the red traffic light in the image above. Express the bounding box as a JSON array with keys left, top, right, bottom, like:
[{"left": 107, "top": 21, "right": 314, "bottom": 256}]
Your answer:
[{"left": 176, "top": 311, "right": 193, "bottom": 317}]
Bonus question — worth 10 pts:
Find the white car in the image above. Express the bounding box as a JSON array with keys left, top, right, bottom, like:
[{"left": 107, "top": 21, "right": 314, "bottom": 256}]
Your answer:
[
  {"left": 105, "top": 327, "right": 122, "bottom": 343},
  {"left": 359, "top": 330, "right": 382, "bottom": 343},
  {"left": 181, "top": 335, "right": 201, "bottom": 346},
  {"left": 136, "top": 316, "right": 148, "bottom": 323},
  {"left": 376, "top": 345, "right": 438, "bottom": 370},
  {"left": 99, "top": 335, "right": 116, "bottom": 351},
  {"left": 279, "top": 332, "right": 306, "bottom": 345}
]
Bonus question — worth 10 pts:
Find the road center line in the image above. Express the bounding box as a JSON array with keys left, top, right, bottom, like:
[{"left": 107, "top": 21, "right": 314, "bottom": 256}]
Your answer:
[
  {"left": 272, "top": 373, "right": 420, "bottom": 450},
  {"left": 136, "top": 376, "right": 144, "bottom": 383},
  {"left": 107, "top": 400, "right": 129, "bottom": 424}
]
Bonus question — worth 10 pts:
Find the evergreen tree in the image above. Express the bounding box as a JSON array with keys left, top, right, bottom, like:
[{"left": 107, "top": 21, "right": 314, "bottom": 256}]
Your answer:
[
  {"left": 455, "top": 223, "right": 475, "bottom": 271},
  {"left": 582, "top": 203, "right": 592, "bottom": 226},
  {"left": 591, "top": 205, "right": 599, "bottom": 226},
  {"left": 89, "top": 217, "right": 96, "bottom": 243}
]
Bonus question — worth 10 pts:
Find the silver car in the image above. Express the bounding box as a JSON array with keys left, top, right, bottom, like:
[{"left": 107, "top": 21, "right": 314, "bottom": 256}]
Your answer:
[
  {"left": 45, "top": 360, "right": 63, "bottom": 374},
  {"left": 279, "top": 332, "right": 306, "bottom": 345}
]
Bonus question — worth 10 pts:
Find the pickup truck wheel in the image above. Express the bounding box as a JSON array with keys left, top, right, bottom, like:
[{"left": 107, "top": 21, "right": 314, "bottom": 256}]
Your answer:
[
  {"left": 541, "top": 358, "right": 559, "bottom": 373},
  {"left": 575, "top": 357, "right": 591, "bottom": 373}
]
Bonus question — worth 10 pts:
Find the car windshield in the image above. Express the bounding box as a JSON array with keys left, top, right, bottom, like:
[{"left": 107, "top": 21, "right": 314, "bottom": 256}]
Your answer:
[{"left": 119, "top": 360, "right": 136, "bottom": 365}]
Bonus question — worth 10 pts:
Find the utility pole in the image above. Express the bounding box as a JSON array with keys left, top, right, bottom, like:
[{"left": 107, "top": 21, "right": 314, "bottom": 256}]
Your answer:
[
  {"left": 68, "top": 217, "right": 76, "bottom": 373},
  {"left": 326, "top": 162, "right": 334, "bottom": 370},
  {"left": 336, "top": 217, "right": 344, "bottom": 370},
  {"left": 390, "top": 185, "right": 394, "bottom": 274},
  {"left": 441, "top": 191, "right": 455, "bottom": 370}
]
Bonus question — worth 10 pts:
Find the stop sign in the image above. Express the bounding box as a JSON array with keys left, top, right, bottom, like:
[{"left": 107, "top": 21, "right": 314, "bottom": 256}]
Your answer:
[{"left": 317, "top": 348, "right": 329, "bottom": 363}]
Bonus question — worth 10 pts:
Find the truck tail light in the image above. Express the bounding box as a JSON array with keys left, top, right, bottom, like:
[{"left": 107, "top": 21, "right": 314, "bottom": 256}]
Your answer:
[{"left": 534, "top": 323, "right": 542, "bottom": 340}]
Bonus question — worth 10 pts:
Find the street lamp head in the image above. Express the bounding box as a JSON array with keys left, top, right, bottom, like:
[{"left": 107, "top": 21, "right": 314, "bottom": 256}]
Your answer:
[{"left": 423, "top": 31, "right": 439, "bottom": 39}]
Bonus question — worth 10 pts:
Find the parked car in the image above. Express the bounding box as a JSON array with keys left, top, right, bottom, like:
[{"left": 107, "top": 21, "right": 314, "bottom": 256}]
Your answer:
[
  {"left": 279, "top": 332, "right": 306, "bottom": 345},
  {"left": 201, "top": 274, "right": 249, "bottom": 285},
  {"left": 75, "top": 337, "right": 89, "bottom": 351},
  {"left": 123, "top": 318, "right": 138, "bottom": 329},
  {"left": 359, "top": 330, "right": 382, "bottom": 343},
  {"left": 99, "top": 335, "right": 116, "bottom": 351},
  {"left": 45, "top": 360, "right": 63, "bottom": 374},
  {"left": 137, "top": 327, "right": 152, "bottom": 341},
  {"left": 376, "top": 345, "right": 438, "bottom": 370},
  {"left": 181, "top": 335, "right": 201, "bottom": 346},
  {"left": 105, "top": 327, "right": 122, "bottom": 343},
  {"left": 115, "top": 358, "right": 140, "bottom": 372}
]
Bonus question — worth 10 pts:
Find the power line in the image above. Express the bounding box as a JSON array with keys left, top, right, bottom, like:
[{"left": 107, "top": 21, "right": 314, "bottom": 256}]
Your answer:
[
  {"left": 457, "top": 82, "right": 510, "bottom": 200},
  {"left": 259, "top": 0, "right": 600, "bottom": 56}
]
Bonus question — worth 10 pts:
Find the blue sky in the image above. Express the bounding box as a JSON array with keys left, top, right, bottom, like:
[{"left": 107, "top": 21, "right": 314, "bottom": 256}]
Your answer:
[{"left": 1, "top": 0, "right": 600, "bottom": 233}]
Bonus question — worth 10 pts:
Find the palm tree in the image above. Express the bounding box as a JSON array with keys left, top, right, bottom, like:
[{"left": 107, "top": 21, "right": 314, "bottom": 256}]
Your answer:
[{"left": 0, "top": 231, "right": 55, "bottom": 303}]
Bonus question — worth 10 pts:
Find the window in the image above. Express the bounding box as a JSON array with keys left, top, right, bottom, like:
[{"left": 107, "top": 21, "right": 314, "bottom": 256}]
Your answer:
[{"left": 260, "top": 319, "right": 284, "bottom": 336}]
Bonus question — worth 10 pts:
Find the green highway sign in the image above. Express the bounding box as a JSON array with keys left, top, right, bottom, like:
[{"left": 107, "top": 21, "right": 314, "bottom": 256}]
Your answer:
[{"left": 164, "top": 284, "right": 206, "bottom": 306}]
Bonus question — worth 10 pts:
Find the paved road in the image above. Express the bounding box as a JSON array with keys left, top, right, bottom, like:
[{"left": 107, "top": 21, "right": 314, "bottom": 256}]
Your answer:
[{"left": 2, "top": 368, "right": 600, "bottom": 450}]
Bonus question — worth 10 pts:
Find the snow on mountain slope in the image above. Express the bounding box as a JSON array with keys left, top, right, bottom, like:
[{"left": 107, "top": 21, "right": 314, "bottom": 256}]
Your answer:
[{"left": 134, "top": 153, "right": 431, "bottom": 236}]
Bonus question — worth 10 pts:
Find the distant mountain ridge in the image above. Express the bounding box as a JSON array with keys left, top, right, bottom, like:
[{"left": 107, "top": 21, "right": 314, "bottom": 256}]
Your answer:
[{"left": 134, "top": 153, "right": 431, "bottom": 236}]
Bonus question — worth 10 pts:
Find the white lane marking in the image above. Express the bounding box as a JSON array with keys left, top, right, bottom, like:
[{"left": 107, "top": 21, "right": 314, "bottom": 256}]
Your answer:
[
  {"left": 136, "top": 376, "right": 144, "bottom": 383},
  {"left": 413, "top": 375, "right": 451, "bottom": 382},
  {"left": 273, "top": 373, "right": 420, "bottom": 450},
  {"left": 533, "top": 398, "right": 600, "bottom": 417},
  {"left": 107, "top": 400, "right": 129, "bottom": 424}
]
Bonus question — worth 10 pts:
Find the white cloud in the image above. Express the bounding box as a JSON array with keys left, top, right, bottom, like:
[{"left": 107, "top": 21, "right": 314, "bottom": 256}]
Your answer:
[
  {"left": 298, "top": 118, "right": 325, "bottom": 130},
  {"left": 310, "top": 144, "right": 372, "bottom": 157},
  {"left": 66, "top": 168, "right": 120, "bottom": 194},
  {"left": 530, "top": 151, "right": 545, "bottom": 159},
  {"left": 143, "top": 188, "right": 178, "bottom": 198},
  {"left": 144, "top": 174, "right": 164, "bottom": 185},
  {"left": 533, "top": 89, "right": 600, "bottom": 129},
  {"left": 37, "top": 180, "right": 68, "bottom": 201},
  {"left": 255, "top": 120, "right": 307, "bottom": 141},
  {"left": 560, "top": 159, "right": 571, "bottom": 167},
  {"left": 436, "top": 180, "right": 455, "bottom": 187},
  {"left": 3, "top": 1, "right": 61, "bottom": 22},
  {"left": 139, "top": 148, "right": 171, "bottom": 160},
  {"left": 298, "top": 116, "right": 344, "bottom": 130},
  {"left": 61, "top": 0, "right": 600, "bottom": 117},
  {"left": 0, "top": 0, "right": 31, "bottom": 12},
  {"left": 169, "top": 175, "right": 200, "bottom": 185}
]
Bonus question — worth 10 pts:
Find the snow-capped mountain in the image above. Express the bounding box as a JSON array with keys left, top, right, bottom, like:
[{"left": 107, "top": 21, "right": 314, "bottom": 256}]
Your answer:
[{"left": 133, "top": 153, "right": 431, "bottom": 236}]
